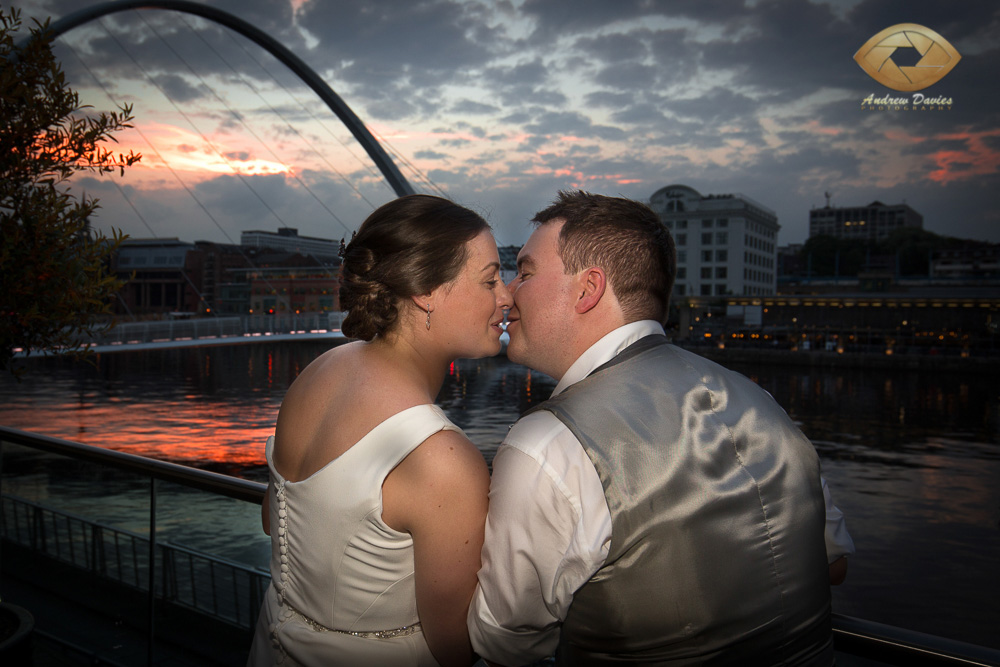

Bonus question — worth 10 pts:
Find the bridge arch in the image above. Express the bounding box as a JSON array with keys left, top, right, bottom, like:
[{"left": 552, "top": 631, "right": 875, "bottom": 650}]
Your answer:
[{"left": 45, "top": 0, "right": 415, "bottom": 197}]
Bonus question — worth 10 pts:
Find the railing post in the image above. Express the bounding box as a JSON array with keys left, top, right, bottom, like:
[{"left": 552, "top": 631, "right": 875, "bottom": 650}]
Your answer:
[
  {"left": 32, "top": 504, "right": 45, "bottom": 552},
  {"left": 147, "top": 476, "right": 157, "bottom": 666}
]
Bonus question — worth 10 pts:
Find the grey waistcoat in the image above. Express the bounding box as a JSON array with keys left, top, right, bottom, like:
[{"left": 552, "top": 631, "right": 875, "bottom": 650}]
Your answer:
[{"left": 533, "top": 335, "right": 833, "bottom": 666}]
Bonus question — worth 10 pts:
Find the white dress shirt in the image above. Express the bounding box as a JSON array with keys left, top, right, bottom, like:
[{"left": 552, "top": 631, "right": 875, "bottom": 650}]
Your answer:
[{"left": 468, "top": 321, "right": 854, "bottom": 665}]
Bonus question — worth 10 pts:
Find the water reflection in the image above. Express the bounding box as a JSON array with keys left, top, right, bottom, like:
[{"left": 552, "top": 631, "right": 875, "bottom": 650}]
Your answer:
[{"left": 1, "top": 343, "right": 999, "bottom": 648}]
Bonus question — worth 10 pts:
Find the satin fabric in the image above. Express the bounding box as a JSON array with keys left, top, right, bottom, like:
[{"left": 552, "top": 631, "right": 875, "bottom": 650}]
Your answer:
[
  {"left": 537, "top": 336, "right": 833, "bottom": 665},
  {"left": 247, "top": 404, "right": 460, "bottom": 666}
]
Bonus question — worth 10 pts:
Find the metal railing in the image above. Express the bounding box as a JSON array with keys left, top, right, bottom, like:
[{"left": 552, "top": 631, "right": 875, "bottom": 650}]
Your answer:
[
  {"left": 75, "top": 312, "right": 347, "bottom": 348},
  {"left": 2, "top": 425, "right": 999, "bottom": 666},
  {"left": 1, "top": 494, "right": 268, "bottom": 630},
  {"left": 1, "top": 425, "right": 268, "bottom": 665}
]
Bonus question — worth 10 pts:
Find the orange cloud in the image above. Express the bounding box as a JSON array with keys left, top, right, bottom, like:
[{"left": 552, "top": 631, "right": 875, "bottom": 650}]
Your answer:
[
  {"left": 804, "top": 120, "right": 842, "bottom": 137},
  {"left": 927, "top": 129, "right": 1000, "bottom": 184}
]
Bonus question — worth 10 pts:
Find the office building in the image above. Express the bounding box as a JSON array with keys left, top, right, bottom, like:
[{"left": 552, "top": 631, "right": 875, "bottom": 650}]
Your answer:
[
  {"left": 649, "top": 184, "right": 780, "bottom": 297},
  {"left": 240, "top": 227, "right": 340, "bottom": 260},
  {"left": 809, "top": 199, "right": 922, "bottom": 241}
]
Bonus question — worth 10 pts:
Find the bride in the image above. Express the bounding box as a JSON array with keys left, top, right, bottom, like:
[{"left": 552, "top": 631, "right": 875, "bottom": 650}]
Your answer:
[{"left": 248, "top": 195, "right": 512, "bottom": 666}]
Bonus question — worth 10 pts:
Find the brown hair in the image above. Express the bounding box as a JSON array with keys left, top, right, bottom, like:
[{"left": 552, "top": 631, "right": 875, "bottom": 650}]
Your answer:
[
  {"left": 339, "top": 194, "right": 490, "bottom": 340},
  {"left": 532, "top": 190, "right": 676, "bottom": 324}
]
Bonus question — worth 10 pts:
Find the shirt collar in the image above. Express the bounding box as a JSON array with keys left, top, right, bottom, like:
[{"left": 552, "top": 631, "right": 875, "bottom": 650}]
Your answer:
[{"left": 551, "top": 320, "right": 665, "bottom": 396}]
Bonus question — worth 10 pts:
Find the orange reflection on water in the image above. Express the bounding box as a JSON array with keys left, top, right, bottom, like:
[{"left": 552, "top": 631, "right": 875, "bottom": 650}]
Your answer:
[{"left": 1, "top": 396, "right": 277, "bottom": 470}]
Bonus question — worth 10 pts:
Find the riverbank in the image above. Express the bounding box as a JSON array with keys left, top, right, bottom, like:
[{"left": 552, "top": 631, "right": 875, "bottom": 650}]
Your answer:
[
  {"left": 17, "top": 330, "right": 1000, "bottom": 375},
  {"left": 678, "top": 344, "right": 1000, "bottom": 374}
]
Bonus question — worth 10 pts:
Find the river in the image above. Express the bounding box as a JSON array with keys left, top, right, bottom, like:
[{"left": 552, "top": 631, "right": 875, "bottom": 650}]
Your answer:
[{"left": 1, "top": 340, "right": 998, "bottom": 650}]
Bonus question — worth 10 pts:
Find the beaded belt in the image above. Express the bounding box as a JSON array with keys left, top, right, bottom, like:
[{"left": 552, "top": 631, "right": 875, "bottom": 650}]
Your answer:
[{"left": 286, "top": 600, "right": 421, "bottom": 639}]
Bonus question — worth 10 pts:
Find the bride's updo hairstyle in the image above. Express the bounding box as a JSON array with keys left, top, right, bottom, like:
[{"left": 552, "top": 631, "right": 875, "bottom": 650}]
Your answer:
[{"left": 339, "top": 194, "right": 490, "bottom": 341}]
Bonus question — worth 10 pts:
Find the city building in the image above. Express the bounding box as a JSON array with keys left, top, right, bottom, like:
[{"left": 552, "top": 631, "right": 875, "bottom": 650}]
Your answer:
[
  {"left": 808, "top": 199, "right": 923, "bottom": 241},
  {"left": 113, "top": 230, "right": 343, "bottom": 317},
  {"left": 225, "top": 251, "right": 341, "bottom": 315},
  {"left": 931, "top": 244, "right": 1000, "bottom": 279},
  {"left": 498, "top": 245, "right": 520, "bottom": 285},
  {"left": 649, "top": 184, "right": 780, "bottom": 298},
  {"left": 240, "top": 227, "right": 341, "bottom": 260},
  {"left": 114, "top": 238, "right": 200, "bottom": 315},
  {"left": 188, "top": 241, "right": 258, "bottom": 314}
]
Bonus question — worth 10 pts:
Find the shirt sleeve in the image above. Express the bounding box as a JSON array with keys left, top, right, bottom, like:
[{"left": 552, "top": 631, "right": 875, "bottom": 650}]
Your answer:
[
  {"left": 468, "top": 412, "right": 611, "bottom": 665},
  {"left": 822, "top": 476, "right": 856, "bottom": 563}
]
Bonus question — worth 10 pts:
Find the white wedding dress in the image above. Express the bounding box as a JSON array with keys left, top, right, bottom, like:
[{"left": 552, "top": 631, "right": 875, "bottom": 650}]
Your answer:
[{"left": 247, "top": 404, "right": 462, "bottom": 666}]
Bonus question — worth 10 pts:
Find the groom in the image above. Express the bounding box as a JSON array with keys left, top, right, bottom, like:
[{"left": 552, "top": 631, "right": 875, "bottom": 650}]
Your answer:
[{"left": 468, "top": 191, "right": 852, "bottom": 665}]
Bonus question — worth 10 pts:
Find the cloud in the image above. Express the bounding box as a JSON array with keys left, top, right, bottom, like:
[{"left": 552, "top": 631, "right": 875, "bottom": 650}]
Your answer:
[
  {"left": 414, "top": 149, "right": 449, "bottom": 160},
  {"left": 11, "top": 0, "right": 999, "bottom": 250},
  {"left": 451, "top": 99, "right": 500, "bottom": 115}
]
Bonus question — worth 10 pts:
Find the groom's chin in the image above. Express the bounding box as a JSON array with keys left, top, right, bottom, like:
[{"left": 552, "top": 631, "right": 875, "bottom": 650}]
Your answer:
[{"left": 504, "top": 336, "right": 525, "bottom": 365}]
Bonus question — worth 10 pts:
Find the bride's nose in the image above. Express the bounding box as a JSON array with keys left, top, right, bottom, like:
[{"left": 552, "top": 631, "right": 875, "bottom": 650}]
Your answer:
[{"left": 496, "top": 280, "right": 513, "bottom": 309}]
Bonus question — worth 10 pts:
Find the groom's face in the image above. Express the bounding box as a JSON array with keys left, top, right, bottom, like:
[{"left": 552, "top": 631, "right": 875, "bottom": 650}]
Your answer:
[{"left": 505, "top": 221, "right": 578, "bottom": 378}]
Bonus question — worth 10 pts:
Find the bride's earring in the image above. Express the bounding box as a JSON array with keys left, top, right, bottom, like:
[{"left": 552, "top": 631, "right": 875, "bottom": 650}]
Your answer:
[{"left": 425, "top": 304, "right": 431, "bottom": 330}]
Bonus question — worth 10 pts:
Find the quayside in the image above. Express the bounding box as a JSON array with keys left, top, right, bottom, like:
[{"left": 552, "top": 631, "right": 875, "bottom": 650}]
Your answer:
[{"left": 2, "top": 426, "right": 999, "bottom": 667}]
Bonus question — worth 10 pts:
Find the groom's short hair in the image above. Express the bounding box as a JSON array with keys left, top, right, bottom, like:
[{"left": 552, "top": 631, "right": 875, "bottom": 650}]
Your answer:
[{"left": 532, "top": 190, "right": 677, "bottom": 324}]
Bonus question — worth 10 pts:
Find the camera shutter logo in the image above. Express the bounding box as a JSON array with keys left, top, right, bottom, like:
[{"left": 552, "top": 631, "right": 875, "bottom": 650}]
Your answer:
[{"left": 854, "top": 23, "right": 961, "bottom": 92}]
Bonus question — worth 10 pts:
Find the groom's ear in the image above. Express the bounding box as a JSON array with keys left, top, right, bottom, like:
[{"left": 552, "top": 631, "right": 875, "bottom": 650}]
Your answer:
[{"left": 574, "top": 267, "right": 606, "bottom": 314}]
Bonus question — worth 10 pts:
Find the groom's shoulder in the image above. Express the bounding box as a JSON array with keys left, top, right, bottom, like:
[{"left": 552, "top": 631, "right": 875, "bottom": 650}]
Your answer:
[{"left": 502, "top": 408, "right": 574, "bottom": 462}]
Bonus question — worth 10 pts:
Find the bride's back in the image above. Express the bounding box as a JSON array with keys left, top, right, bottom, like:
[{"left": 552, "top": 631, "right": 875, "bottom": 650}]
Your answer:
[{"left": 271, "top": 340, "right": 427, "bottom": 483}]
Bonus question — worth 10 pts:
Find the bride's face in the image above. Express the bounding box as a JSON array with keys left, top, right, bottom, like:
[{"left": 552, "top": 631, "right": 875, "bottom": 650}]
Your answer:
[{"left": 430, "top": 230, "right": 512, "bottom": 359}]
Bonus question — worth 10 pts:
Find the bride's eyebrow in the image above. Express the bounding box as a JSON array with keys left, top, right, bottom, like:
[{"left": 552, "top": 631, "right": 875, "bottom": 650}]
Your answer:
[{"left": 480, "top": 261, "right": 500, "bottom": 273}]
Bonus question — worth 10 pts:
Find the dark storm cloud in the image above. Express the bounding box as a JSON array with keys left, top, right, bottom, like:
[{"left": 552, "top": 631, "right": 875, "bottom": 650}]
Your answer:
[
  {"left": 593, "top": 61, "right": 660, "bottom": 91},
  {"left": 151, "top": 73, "right": 210, "bottom": 103},
  {"left": 519, "top": 0, "right": 746, "bottom": 39},
  {"left": 295, "top": 0, "right": 501, "bottom": 94},
  {"left": 755, "top": 144, "right": 864, "bottom": 182},
  {"left": 486, "top": 59, "right": 550, "bottom": 87},
  {"left": 572, "top": 27, "right": 698, "bottom": 93},
  {"left": 697, "top": 1, "right": 856, "bottom": 96},
  {"left": 846, "top": 0, "right": 993, "bottom": 42},
  {"left": 574, "top": 31, "right": 647, "bottom": 63},
  {"left": 585, "top": 90, "right": 633, "bottom": 109},
  {"left": 523, "top": 110, "right": 628, "bottom": 141},
  {"left": 36, "top": 0, "right": 313, "bottom": 100},
  {"left": 479, "top": 59, "right": 569, "bottom": 109},
  {"left": 451, "top": 99, "right": 500, "bottom": 115},
  {"left": 16, "top": 0, "right": 1000, "bottom": 247},
  {"left": 415, "top": 149, "right": 448, "bottom": 160},
  {"left": 646, "top": 28, "right": 700, "bottom": 84},
  {"left": 463, "top": 149, "right": 507, "bottom": 166},
  {"left": 608, "top": 102, "right": 669, "bottom": 127},
  {"left": 898, "top": 136, "right": 974, "bottom": 158},
  {"left": 667, "top": 87, "right": 761, "bottom": 125}
]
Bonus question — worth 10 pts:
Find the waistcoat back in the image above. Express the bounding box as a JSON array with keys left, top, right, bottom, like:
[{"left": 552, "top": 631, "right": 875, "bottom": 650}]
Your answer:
[{"left": 537, "top": 335, "right": 833, "bottom": 665}]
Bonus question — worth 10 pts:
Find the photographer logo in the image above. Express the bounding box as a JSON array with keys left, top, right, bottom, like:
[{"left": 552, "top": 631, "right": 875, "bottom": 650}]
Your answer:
[{"left": 854, "top": 23, "right": 960, "bottom": 92}]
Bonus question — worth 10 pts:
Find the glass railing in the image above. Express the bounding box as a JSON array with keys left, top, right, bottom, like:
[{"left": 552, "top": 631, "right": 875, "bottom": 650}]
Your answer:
[
  {"left": 1, "top": 425, "right": 268, "bottom": 665},
  {"left": 2, "top": 425, "right": 998, "bottom": 667}
]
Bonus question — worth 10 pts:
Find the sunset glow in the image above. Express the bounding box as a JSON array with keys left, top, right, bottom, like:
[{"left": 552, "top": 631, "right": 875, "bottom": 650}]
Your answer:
[{"left": 11, "top": 0, "right": 998, "bottom": 247}]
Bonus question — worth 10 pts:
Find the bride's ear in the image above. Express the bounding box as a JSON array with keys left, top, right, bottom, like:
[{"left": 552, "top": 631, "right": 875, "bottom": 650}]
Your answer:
[{"left": 410, "top": 294, "right": 433, "bottom": 313}]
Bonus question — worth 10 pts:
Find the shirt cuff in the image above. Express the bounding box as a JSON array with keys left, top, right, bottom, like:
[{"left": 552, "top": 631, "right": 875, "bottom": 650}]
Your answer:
[{"left": 468, "top": 584, "right": 560, "bottom": 665}]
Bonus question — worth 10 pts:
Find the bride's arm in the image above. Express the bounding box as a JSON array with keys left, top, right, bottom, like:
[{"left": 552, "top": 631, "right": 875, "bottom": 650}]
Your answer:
[{"left": 383, "top": 430, "right": 490, "bottom": 667}]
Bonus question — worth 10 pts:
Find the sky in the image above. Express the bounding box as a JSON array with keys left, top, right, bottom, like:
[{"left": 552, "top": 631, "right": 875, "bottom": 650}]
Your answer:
[{"left": 10, "top": 0, "right": 1000, "bottom": 248}]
